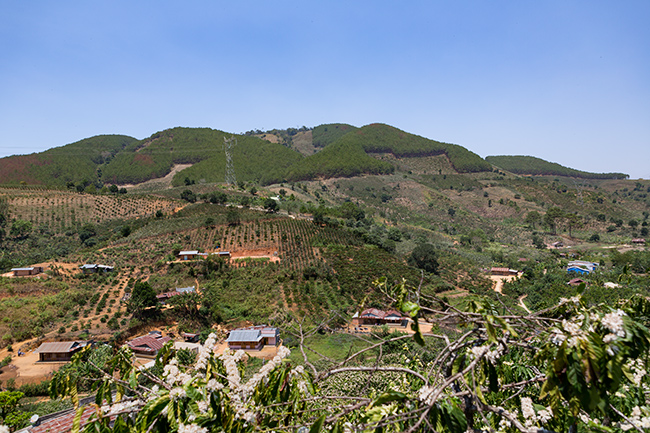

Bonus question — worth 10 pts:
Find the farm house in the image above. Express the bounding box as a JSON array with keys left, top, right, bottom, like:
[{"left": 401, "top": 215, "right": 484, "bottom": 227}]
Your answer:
[
  {"left": 126, "top": 332, "right": 172, "bottom": 357},
  {"left": 490, "top": 267, "right": 519, "bottom": 276},
  {"left": 156, "top": 286, "right": 196, "bottom": 303},
  {"left": 226, "top": 326, "right": 279, "bottom": 350},
  {"left": 79, "top": 264, "right": 114, "bottom": 274},
  {"left": 11, "top": 266, "right": 44, "bottom": 277},
  {"left": 178, "top": 250, "right": 208, "bottom": 260},
  {"left": 34, "top": 340, "right": 91, "bottom": 362},
  {"left": 351, "top": 308, "right": 406, "bottom": 326}
]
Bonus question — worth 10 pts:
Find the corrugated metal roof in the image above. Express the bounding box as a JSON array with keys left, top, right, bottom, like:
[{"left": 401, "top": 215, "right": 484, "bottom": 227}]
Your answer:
[
  {"left": 227, "top": 329, "right": 262, "bottom": 343},
  {"left": 490, "top": 267, "right": 511, "bottom": 272},
  {"left": 127, "top": 335, "right": 172, "bottom": 352},
  {"left": 35, "top": 341, "right": 81, "bottom": 354},
  {"left": 28, "top": 406, "right": 96, "bottom": 433},
  {"left": 11, "top": 267, "right": 35, "bottom": 271},
  {"left": 179, "top": 250, "right": 199, "bottom": 255}
]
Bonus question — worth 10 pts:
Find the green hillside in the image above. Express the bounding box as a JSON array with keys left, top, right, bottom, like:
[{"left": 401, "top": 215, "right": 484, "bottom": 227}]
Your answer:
[
  {"left": 486, "top": 155, "right": 629, "bottom": 179},
  {"left": 287, "top": 123, "right": 490, "bottom": 180},
  {"left": 101, "top": 127, "right": 304, "bottom": 186},
  {"left": 311, "top": 123, "right": 357, "bottom": 148},
  {"left": 353, "top": 124, "right": 491, "bottom": 172},
  {"left": 0, "top": 135, "right": 137, "bottom": 186},
  {"left": 286, "top": 135, "right": 395, "bottom": 180}
]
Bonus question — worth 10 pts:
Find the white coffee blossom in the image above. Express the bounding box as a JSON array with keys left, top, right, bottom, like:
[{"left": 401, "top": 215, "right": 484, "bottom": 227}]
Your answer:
[
  {"left": 550, "top": 329, "right": 567, "bottom": 346},
  {"left": 537, "top": 408, "right": 553, "bottom": 423},
  {"left": 562, "top": 319, "right": 582, "bottom": 336},
  {"left": 101, "top": 399, "right": 143, "bottom": 416},
  {"left": 559, "top": 296, "right": 581, "bottom": 306},
  {"left": 619, "top": 406, "right": 650, "bottom": 431},
  {"left": 521, "top": 397, "right": 535, "bottom": 426},
  {"left": 627, "top": 358, "right": 647, "bottom": 386},
  {"left": 277, "top": 345, "right": 291, "bottom": 359},
  {"left": 207, "top": 378, "right": 224, "bottom": 392},
  {"left": 170, "top": 387, "right": 187, "bottom": 400},
  {"left": 178, "top": 423, "right": 208, "bottom": 433},
  {"left": 498, "top": 417, "right": 512, "bottom": 431},
  {"left": 602, "top": 310, "right": 626, "bottom": 338},
  {"left": 418, "top": 386, "right": 436, "bottom": 406},
  {"left": 470, "top": 345, "right": 488, "bottom": 359},
  {"left": 520, "top": 397, "right": 552, "bottom": 428},
  {"left": 195, "top": 333, "right": 217, "bottom": 371}
]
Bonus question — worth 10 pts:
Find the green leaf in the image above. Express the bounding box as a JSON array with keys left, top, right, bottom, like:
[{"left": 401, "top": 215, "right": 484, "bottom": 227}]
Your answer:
[
  {"left": 441, "top": 402, "right": 468, "bottom": 433},
  {"left": 372, "top": 390, "right": 407, "bottom": 407},
  {"left": 411, "top": 319, "right": 425, "bottom": 346},
  {"left": 402, "top": 301, "right": 420, "bottom": 317},
  {"left": 309, "top": 414, "right": 326, "bottom": 433}
]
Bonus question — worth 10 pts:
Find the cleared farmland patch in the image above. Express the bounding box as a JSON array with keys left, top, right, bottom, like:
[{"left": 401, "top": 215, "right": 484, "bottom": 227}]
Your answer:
[{"left": 0, "top": 187, "right": 181, "bottom": 232}]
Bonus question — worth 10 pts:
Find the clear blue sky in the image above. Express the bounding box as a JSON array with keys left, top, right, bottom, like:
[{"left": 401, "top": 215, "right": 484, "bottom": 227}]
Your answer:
[{"left": 1, "top": 1, "right": 649, "bottom": 178}]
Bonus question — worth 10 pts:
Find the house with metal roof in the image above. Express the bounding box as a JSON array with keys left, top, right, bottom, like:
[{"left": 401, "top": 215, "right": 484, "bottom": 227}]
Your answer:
[
  {"left": 226, "top": 326, "right": 279, "bottom": 350},
  {"left": 490, "top": 267, "right": 519, "bottom": 276},
  {"left": 178, "top": 250, "right": 208, "bottom": 260},
  {"left": 566, "top": 260, "right": 598, "bottom": 275},
  {"left": 11, "top": 266, "right": 44, "bottom": 277},
  {"left": 351, "top": 309, "right": 406, "bottom": 326},
  {"left": 79, "top": 264, "right": 114, "bottom": 274},
  {"left": 34, "top": 340, "right": 91, "bottom": 362},
  {"left": 156, "top": 286, "right": 196, "bottom": 303},
  {"left": 567, "top": 266, "right": 591, "bottom": 275},
  {"left": 125, "top": 333, "right": 172, "bottom": 357}
]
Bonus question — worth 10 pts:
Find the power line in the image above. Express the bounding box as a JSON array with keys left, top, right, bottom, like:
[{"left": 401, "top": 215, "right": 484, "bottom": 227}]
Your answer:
[{"left": 223, "top": 136, "right": 236, "bottom": 186}]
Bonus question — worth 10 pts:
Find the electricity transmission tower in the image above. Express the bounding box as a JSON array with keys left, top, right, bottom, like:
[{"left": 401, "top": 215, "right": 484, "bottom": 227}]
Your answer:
[
  {"left": 572, "top": 179, "right": 584, "bottom": 205},
  {"left": 223, "top": 136, "right": 237, "bottom": 186}
]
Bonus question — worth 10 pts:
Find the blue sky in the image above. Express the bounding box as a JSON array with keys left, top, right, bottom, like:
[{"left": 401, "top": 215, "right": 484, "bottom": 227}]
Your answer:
[{"left": 1, "top": 1, "right": 649, "bottom": 178}]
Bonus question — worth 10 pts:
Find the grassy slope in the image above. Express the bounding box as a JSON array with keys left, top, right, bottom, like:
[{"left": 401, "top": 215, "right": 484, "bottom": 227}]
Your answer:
[
  {"left": 0, "top": 135, "right": 137, "bottom": 186},
  {"left": 486, "top": 155, "right": 628, "bottom": 179}
]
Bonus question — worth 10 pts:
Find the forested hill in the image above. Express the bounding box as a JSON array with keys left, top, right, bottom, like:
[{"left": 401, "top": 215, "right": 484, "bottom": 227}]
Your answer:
[
  {"left": 285, "top": 123, "right": 491, "bottom": 180},
  {"left": 0, "top": 135, "right": 137, "bottom": 186},
  {"left": 486, "top": 155, "right": 629, "bottom": 179},
  {"left": 0, "top": 123, "right": 492, "bottom": 188},
  {"left": 103, "top": 127, "right": 303, "bottom": 186}
]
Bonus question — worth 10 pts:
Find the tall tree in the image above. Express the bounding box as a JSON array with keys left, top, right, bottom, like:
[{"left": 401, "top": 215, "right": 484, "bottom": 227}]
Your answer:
[
  {"left": 127, "top": 280, "right": 158, "bottom": 318},
  {"left": 408, "top": 243, "right": 439, "bottom": 274},
  {"left": 543, "top": 207, "right": 564, "bottom": 235},
  {"left": 565, "top": 213, "right": 582, "bottom": 238},
  {"left": 524, "top": 211, "right": 541, "bottom": 230}
]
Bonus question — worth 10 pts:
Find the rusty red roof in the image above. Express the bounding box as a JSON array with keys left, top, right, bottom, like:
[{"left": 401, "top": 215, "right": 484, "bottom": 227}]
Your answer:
[
  {"left": 29, "top": 406, "right": 96, "bottom": 433},
  {"left": 126, "top": 335, "right": 172, "bottom": 353}
]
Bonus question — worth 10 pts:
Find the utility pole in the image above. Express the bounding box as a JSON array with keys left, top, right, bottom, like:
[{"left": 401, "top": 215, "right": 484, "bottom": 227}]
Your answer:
[{"left": 223, "top": 136, "right": 236, "bottom": 186}]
